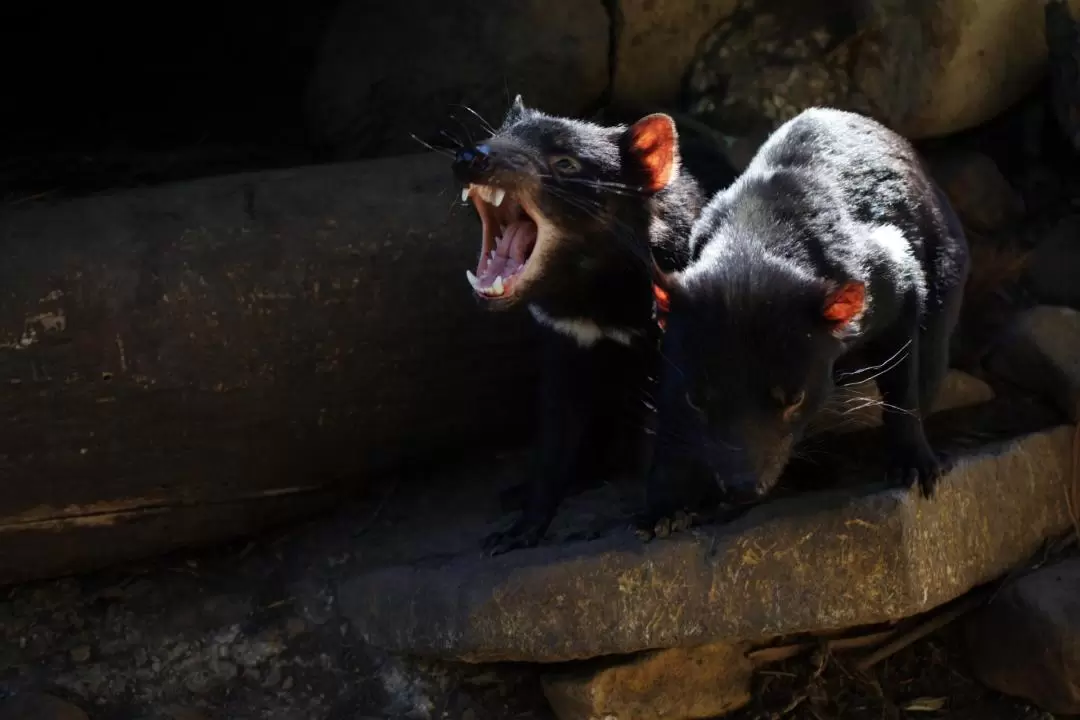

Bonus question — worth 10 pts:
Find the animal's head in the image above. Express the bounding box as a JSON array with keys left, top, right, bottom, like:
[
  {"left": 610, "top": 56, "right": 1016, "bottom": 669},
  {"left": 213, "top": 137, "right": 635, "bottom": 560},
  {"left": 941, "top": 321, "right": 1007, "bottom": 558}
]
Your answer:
[
  {"left": 451, "top": 95, "right": 682, "bottom": 309},
  {"left": 650, "top": 254, "right": 866, "bottom": 502}
]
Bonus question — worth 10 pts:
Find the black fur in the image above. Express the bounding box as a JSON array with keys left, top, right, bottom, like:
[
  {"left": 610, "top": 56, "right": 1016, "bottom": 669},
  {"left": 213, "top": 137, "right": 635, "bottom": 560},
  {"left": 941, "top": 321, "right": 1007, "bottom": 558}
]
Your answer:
[
  {"left": 451, "top": 96, "right": 735, "bottom": 554},
  {"left": 641, "top": 107, "right": 970, "bottom": 532}
]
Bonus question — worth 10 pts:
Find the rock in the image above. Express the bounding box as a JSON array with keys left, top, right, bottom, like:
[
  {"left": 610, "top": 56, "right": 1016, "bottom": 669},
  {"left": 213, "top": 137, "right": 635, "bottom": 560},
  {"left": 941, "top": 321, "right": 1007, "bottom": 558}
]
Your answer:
[
  {"left": 984, "top": 306, "right": 1080, "bottom": 421},
  {"left": 610, "top": 0, "right": 739, "bottom": 109},
  {"left": 808, "top": 370, "right": 993, "bottom": 437},
  {"left": 0, "top": 152, "right": 538, "bottom": 587},
  {"left": 687, "top": 0, "right": 1080, "bottom": 140},
  {"left": 305, "top": 0, "right": 609, "bottom": 159},
  {"left": 69, "top": 644, "right": 91, "bottom": 663},
  {"left": 933, "top": 371, "right": 997, "bottom": 413},
  {"left": 1045, "top": 0, "right": 1080, "bottom": 152},
  {"left": 928, "top": 152, "right": 1025, "bottom": 233},
  {"left": 1026, "top": 216, "right": 1080, "bottom": 309},
  {"left": 164, "top": 709, "right": 211, "bottom": 720},
  {"left": 541, "top": 642, "right": 753, "bottom": 720},
  {"left": 339, "top": 424, "right": 1075, "bottom": 663},
  {"left": 964, "top": 558, "right": 1080, "bottom": 714},
  {"left": 0, "top": 693, "right": 89, "bottom": 720}
]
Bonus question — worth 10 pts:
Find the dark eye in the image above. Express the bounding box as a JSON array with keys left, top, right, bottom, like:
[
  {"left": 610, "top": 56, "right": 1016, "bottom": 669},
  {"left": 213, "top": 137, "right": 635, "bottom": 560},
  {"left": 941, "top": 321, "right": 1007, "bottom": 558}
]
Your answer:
[{"left": 551, "top": 155, "right": 582, "bottom": 174}]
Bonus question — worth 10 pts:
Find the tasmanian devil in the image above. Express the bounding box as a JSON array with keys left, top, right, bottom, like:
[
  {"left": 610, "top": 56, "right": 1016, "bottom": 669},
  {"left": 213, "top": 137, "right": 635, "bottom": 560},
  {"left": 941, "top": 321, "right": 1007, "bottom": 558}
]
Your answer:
[
  {"left": 449, "top": 95, "right": 734, "bottom": 554},
  {"left": 639, "top": 107, "right": 971, "bottom": 533}
]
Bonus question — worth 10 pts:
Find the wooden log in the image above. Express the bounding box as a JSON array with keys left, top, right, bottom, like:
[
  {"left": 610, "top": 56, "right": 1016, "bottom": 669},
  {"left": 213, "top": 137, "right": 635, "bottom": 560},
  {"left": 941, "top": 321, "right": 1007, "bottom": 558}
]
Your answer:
[{"left": 0, "top": 154, "right": 539, "bottom": 586}]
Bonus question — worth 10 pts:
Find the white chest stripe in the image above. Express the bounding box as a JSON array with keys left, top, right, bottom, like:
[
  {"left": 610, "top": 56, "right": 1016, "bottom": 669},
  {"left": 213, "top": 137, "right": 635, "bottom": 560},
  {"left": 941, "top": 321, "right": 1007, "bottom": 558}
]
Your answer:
[{"left": 528, "top": 304, "right": 637, "bottom": 348}]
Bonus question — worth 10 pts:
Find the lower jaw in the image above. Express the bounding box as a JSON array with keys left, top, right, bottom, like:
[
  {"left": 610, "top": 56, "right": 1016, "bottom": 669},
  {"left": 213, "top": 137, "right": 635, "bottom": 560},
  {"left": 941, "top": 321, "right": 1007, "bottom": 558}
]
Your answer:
[
  {"left": 470, "top": 261, "right": 534, "bottom": 306},
  {"left": 473, "top": 284, "right": 525, "bottom": 308}
]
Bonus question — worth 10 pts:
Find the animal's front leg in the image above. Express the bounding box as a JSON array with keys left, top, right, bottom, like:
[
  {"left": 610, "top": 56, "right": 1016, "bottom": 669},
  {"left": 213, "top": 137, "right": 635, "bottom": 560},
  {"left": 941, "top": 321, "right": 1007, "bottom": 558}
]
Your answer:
[
  {"left": 482, "top": 333, "right": 594, "bottom": 555},
  {"left": 875, "top": 299, "right": 942, "bottom": 498}
]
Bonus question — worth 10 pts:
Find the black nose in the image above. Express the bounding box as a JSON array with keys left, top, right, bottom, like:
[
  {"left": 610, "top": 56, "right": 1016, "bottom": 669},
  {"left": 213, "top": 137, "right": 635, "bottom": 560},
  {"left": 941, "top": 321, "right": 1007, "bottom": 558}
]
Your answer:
[{"left": 452, "top": 143, "right": 492, "bottom": 182}]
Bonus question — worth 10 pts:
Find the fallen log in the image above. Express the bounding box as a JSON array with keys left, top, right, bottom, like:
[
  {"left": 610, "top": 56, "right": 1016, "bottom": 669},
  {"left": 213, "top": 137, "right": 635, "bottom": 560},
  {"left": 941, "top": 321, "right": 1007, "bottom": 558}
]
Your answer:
[{"left": 0, "top": 153, "right": 539, "bottom": 586}]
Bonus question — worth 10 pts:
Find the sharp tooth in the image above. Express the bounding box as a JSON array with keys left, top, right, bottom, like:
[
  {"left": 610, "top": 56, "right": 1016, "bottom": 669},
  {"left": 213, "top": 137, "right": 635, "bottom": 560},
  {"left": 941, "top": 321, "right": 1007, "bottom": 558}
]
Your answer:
[
  {"left": 461, "top": 187, "right": 470, "bottom": 202},
  {"left": 491, "top": 250, "right": 497, "bottom": 260},
  {"left": 492, "top": 188, "right": 506, "bottom": 207},
  {"left": 492, "top": 276, "right": 505, "bottom": 295},
  {"left": 465, "top": 270, "right": 479, "bottom": 290}
]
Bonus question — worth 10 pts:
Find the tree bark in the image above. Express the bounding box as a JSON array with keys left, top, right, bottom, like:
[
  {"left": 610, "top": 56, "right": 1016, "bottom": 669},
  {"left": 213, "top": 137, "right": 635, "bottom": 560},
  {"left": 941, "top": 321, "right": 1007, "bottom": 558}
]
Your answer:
[{"left": 0, "top": 153, "right": 538, "bottom": 586}]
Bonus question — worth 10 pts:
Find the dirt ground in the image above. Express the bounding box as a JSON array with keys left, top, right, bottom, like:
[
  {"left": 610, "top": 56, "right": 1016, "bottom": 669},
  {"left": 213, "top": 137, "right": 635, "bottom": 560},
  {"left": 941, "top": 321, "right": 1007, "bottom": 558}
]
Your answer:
[
  {"left": 730, "top": 628, "right": 1057, "bottom": 720},
  {"left": 0, "top": 445, "right": 1071, "bottom": 720}
]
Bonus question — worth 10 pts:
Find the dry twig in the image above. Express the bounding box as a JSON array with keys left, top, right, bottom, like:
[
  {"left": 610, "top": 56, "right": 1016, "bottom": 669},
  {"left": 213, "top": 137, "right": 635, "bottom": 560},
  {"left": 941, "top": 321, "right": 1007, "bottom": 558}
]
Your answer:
[{"left": 855, "top": 592, "right": 988, "bottom": 672}]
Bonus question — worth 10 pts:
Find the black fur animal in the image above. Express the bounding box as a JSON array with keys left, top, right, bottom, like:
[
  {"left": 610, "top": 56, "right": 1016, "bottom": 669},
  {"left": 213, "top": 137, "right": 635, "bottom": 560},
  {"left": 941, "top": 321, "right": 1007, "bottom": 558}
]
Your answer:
[
  {"left": 450, "top": 96, "right": 734, "bottom": 554},
  {"left": 639, "top": 107, "right": 970, "bottom": 533}
]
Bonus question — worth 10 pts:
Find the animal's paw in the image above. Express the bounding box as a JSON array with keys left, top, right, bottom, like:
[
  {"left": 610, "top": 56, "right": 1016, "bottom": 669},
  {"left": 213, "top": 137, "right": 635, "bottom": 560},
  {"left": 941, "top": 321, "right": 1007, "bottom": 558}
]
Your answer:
[
  {"left": 481, "top": 519, "right": 544, "bottom": 556},
  {"left": 631, "top": 509, "right": 696, "bottom": 542},
  {"left": 887, "top": 442, "right": 943, "bottom": 499}
]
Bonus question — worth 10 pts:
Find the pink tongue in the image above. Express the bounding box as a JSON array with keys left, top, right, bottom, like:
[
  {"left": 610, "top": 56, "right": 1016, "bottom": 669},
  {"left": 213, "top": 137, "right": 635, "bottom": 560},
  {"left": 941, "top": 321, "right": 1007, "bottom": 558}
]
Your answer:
[
  {"left": 503, "top": 220, "right": 538, "bottom": 263},
  {"left": 476, "top": 220, "right": 538, "bottom": 286}
]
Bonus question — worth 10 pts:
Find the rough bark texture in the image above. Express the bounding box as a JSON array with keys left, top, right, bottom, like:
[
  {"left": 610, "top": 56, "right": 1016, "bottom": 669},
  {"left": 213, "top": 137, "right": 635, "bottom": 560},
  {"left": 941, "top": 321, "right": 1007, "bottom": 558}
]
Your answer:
[{"left": 0, "top": 153, "right": 538, "bottom": 586}]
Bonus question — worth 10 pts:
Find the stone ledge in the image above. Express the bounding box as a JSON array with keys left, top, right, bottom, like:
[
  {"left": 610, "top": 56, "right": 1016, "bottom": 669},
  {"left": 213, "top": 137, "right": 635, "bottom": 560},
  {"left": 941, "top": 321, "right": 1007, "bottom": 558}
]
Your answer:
[{"left": 339, "top": 424, "right": 1076, "bottom": 663}]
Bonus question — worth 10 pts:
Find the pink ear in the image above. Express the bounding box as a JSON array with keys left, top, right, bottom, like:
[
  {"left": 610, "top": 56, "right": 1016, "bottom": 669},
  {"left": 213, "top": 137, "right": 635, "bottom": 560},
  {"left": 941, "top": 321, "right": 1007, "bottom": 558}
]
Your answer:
[
  {"left": 627, "top": 114, "right": 678, "bottom": 193},
  {"left": 823, "top": 281, "right": 866, "bottom": 326}
]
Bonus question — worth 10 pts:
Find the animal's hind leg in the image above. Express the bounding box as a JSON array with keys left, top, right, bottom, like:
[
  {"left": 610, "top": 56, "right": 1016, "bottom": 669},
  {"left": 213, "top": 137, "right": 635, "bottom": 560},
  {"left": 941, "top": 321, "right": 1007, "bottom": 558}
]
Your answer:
[{"left": 921, "top": 184, "right": 971, "bottom": 412}]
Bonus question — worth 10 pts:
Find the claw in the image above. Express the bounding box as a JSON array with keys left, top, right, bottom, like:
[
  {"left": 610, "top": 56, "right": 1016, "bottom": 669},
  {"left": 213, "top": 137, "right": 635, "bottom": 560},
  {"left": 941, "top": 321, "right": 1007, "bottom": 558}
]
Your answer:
[
  {"left": 481, "top": 521, "right": 545, "bottom": 556},
  {"left": 886, "top": 443, "right": 943, "bottom": 499}
]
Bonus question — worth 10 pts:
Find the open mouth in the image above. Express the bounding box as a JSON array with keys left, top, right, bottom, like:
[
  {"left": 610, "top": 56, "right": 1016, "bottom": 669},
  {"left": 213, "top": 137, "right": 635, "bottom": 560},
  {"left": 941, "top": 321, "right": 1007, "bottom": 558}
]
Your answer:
[{"left": 462, "top": 184, "right": 540, "bottom": 300}]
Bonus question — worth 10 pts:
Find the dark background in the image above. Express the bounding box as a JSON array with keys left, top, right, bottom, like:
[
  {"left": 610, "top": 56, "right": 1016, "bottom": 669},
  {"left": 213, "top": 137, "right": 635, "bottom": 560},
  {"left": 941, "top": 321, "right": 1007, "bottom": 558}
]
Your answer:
[{"left": 1, "top": 3, "right": 341, "bottom": 199}]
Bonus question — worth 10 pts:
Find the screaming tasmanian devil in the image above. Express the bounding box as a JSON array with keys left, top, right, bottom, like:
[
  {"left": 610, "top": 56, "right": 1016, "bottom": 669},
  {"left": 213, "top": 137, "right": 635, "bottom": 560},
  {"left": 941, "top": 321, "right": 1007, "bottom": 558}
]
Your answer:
[{"left": 450, "top": 95, "right": 733, "bottom": 554}]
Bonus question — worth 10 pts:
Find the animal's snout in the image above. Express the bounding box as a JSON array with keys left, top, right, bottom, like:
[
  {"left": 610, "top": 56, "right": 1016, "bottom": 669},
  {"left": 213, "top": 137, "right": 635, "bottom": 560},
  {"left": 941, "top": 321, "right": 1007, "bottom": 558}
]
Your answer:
[
  {"left": 713, "top": 470, "right": 766, "bottom": 505},
  {"left": 452, "top": 143, "right": 493, "bottom": 182}
]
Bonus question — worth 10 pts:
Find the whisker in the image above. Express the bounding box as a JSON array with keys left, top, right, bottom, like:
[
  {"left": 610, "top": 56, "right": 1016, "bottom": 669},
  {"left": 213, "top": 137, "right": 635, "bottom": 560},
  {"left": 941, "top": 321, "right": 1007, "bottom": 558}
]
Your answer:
[
  {"left": 559, "top": 178, "right": 649, "bottom": 198},
  {"left": 409, "top": 133, "right": 456, "bottom": 158},
  {"left": 438, "top": 130, "right": 465, "bottom": 148},
  {"left": 448, "top": 113, "right": 477, "bottom": 146},
  {"left": 837, "top": 340, "right": 912, "bottom": 384},
  {"left": 843, "top": 351, "right": 910, "bottom": 387},
  {"left": 453, "top": 103, "right": 496, "bottom": 135}
]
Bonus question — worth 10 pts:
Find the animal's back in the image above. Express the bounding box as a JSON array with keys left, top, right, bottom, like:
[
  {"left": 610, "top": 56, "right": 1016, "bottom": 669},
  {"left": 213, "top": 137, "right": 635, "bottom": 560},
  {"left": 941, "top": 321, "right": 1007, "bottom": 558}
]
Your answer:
[
  {"left": 693, "top": 107, "right": 966, "bottom": 310},
  {"left": 752, "top": 107, "right": 931, "bottom": 231}
]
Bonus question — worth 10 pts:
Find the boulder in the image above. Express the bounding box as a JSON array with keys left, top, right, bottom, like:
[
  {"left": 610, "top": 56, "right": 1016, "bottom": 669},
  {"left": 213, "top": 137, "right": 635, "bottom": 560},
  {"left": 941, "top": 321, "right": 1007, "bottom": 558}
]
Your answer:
[
  {"left": 0, "top": 693, "right": 88, "bottom": 720},
  {"left": 305, "top": 0, "right": 609, "bottom": 159},
  {"left": 686, "top": 0, "right": 1080, "bottom": 140},
  {"left": 1026, "top": 215, "right": 1080, "bottom": 309},
  {"left": 541, "top": 642, "right": 753, "bottom": 720},
  {"left": 964, "top": 558, "right": 1080, "bottom": 714},
  {"left": 609, "top": 0, "right": 739, "bottom": 109},
  {"left": 339, "top": 422, "right": 1076, "bottom": 663},
  {"left": 928, "top": 151, "right": 1026, "bottom": 234},
  {"left": 0, "top": 153, "right": 538, "bottom": 586},
  {"left": 808, "top": 369, "right": 994, "bottom": 437},
  {"left": 1046, "top": 0, "right": 1080, "bottom": 152},
  {"left": 985, "top": 305, "right": 1080, "bottom": 421}
]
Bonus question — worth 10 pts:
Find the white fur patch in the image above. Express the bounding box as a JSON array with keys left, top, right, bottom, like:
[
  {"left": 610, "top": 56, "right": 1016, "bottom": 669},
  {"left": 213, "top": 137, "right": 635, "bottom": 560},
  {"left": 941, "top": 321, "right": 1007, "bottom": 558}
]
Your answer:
[
  {"left": 528, "top": 304, "right": 636, "bottom": 348},
  {"left": 867, "top": 224, "right": 912, "bottom": 266},
  {"left": 866, "top": 223, "right": 927, "bottom": 300}
]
